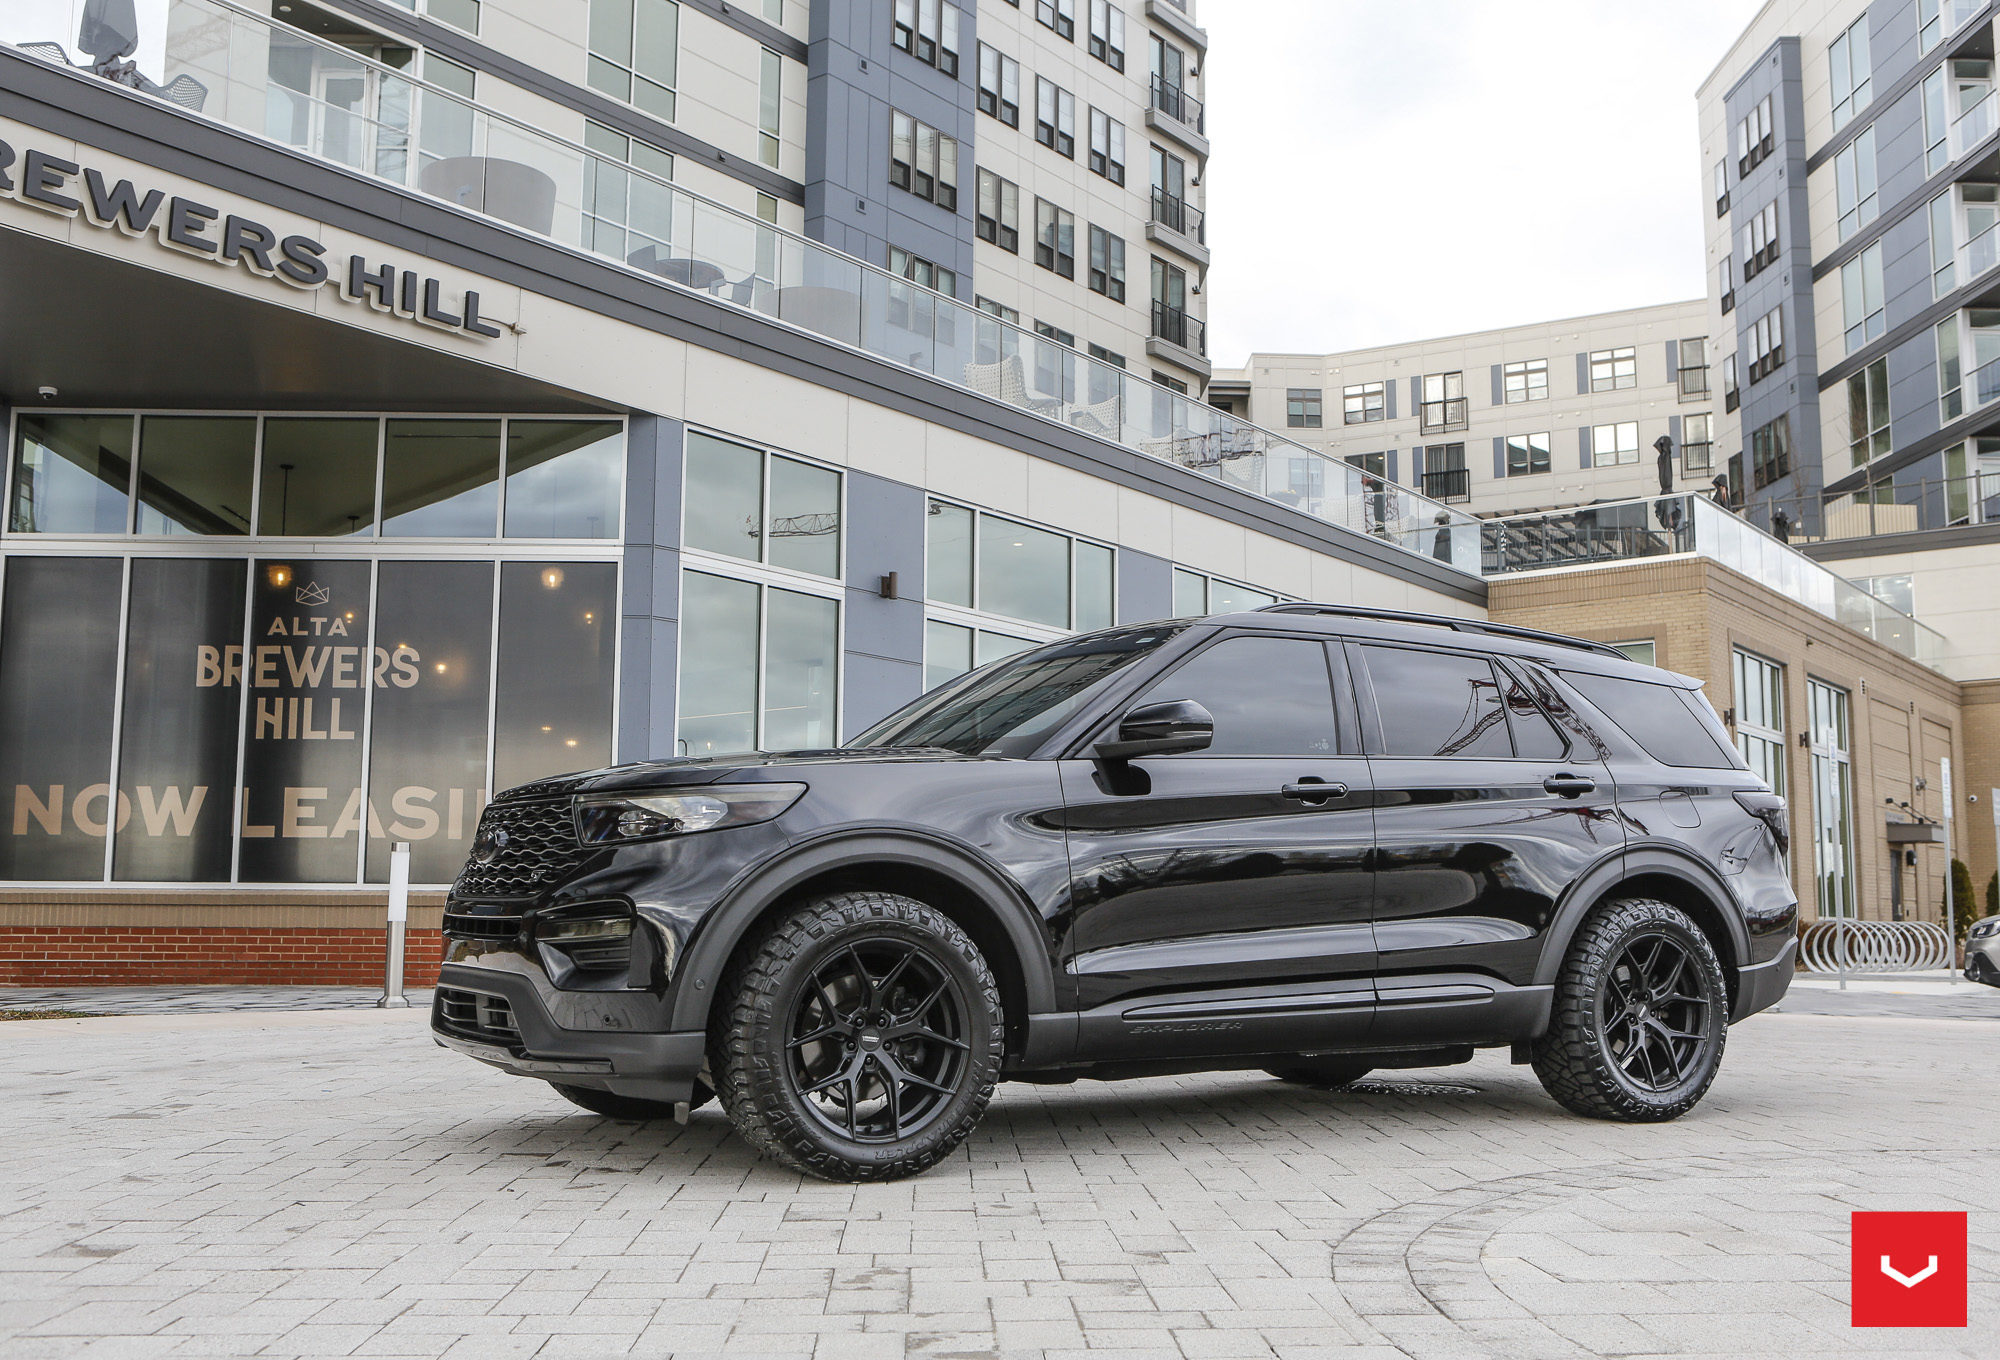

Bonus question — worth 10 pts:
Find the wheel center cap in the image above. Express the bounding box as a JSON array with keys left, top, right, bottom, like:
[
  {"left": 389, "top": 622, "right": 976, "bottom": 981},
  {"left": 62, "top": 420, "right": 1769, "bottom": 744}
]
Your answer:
[{"left": 858, "top": 1032, "right": 883, "bottom": 1051}]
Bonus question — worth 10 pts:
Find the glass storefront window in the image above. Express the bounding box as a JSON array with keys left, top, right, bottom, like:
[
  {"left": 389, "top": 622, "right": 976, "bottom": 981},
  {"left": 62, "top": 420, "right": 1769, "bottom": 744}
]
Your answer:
[
  {"left": 1075, "top": 542, "right": 1114, "bottom": 632},
  {"left": 493, "top": 562, "right": 618, "bottom": 793},
  {"left": 768, "top": 455, "right": 842, "bottom": 577},
  {"left": 979, "top": 515, "right": 1070, "bottom": 628},
  {"left": 763, "top": 588, "right": 839, "bottom": 748},
  {"left": 926, "top": 500, "right": 974, "bottom": 607},
  {"left": 382, "top": 419, "right": 501, "bottom": 537},
  {"left": 1173, "top": 567, "right": 1279, "bottom": 616},
  {"left": 683, "top": 431, "right": 842, "bottom": 577},
  {"left": 1173, "top": 567, "right": 1207, "bottom": 616},
  {"left": 8, "top": 415, "right": 134, "bottom": 534},
  {"left": 135, "top": 417, "right": 256, "bottom": 536},
  {"left": 504, "top": 421, "right": 624, "bottom": 539},
  {"left": 925, "top": 620, "right": 974, "bottom": 691},
  {"left": 678, "top": 570, "right": 841, "bottom": 755},
  {"left": 927, "top": 498, "right": 1112, "bottom": 629},
  {"left": 260, "top": 419, "right": 379, "bottom": 537}
]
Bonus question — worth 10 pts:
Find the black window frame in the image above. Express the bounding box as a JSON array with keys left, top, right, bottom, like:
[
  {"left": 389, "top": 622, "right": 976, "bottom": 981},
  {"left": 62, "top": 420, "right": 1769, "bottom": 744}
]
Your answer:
[
  {"left": 976, "top": 43, "right": 1020, "bottom": 128},
  {"left": 1286, "top": 388, "right": 1323, "bottom": 428},
  {"left": 889, "top": 109, "right": 959, "bottom": 212},
  {"left": 1035, "top": 197, "right": 1076, "bottom": 278},
  {"left": 1036, "top": 77, "right": 1077, "bottom": 158},
  {"left": 1036, "top": 0, "right": 1076, "bottom": 41},
  {"left": 1088, "top": 106, "right": 1126, "bottom": 185},
  {"left": 1086, "top": 224, "right": 1126, "bottom": 302},
  {"left": 892, "top": 0, "right": 962, "bottom": 78},
  {"left": 1087, "top": 0, "right": 1125, "bottom": 70},
  {"left": 976, "top": 167, "right": 1020, "bottom": 252}
]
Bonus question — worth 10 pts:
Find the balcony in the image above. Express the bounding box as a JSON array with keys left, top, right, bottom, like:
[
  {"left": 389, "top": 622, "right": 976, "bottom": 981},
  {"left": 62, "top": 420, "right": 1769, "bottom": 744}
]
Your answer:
[
  {"left": 1483, "top": 495, "right": 1946, "bottom": 671},
  {"left": 1421, "top": 467, "right": 1471, "bottom": 503},
  {"left": 1146, "top": 189, "right": 1208, "bottom": 265},
  {"left": 1763, "top": 469, "right": 2000, "bottom": 546},
  {"left": 1419, "top": 398, "right": 1469, "bottom": 434},
  {"left": 5, "top": 1, "right": 1488, "bottom": 581},
  {"left": 1948, "top": 89, "right": 1999, "bottom": 163},
  {"left": 1147, "top": 77, "right": 1209, "bottom": 156}
]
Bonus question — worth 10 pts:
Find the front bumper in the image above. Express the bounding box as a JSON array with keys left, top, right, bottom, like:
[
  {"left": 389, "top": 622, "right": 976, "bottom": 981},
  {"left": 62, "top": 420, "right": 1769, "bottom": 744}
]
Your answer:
[
  {"left": 431, "top": 964, "right": 707, "bottom": 1104},
  {"left": 1731, "top": 935, "right": 1796, "bottom": 1021}
]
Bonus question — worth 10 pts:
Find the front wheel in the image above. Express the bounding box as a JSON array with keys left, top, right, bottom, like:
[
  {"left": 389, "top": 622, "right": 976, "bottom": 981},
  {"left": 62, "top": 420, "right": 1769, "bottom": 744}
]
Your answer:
[
  {"left": 1531, "top": 898, "right": 1728, "bottom": 1122},
  {"left": 710, "top": 891, "right": 1004, "bottom": 1181}
]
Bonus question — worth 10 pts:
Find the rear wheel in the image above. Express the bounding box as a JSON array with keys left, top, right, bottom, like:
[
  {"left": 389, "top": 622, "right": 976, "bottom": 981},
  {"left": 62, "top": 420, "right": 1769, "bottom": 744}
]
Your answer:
[
  {"left": 710, "top": 891, "right": 1003, "bottom": 1181},
  {"left": 1264, "top": 1059, "right": 1374, "bottom": 1088},
  {"left": 1531, "top": 897, "right": 1728, "bottom": 1122}
]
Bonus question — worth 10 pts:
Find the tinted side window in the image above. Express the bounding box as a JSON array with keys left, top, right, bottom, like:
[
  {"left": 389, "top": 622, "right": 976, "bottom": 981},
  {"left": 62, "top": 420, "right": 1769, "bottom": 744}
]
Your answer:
[
  {"left": 1561, "top": 672, "right": 1739, "bottom": 769},
  {"left": 1363, "top": 645, "right": 1511, "bottom": 758},
  {"left": 1132, "top": 635, "right": 1337, "bottom": 755},
  {"left": 1499, "top": 665, "right": 1567, "bottom": 760}
]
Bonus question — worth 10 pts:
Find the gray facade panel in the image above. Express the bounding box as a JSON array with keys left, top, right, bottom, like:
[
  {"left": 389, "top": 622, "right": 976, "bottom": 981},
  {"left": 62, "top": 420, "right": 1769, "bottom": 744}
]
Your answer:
[
  {"left": 840, "top": 470, "right": 928, "bottom": 664},
  {"left": 843, "top": 651, "right": 926, "bottom": 735},
  {"left": 1886, "top": 327, "right": 1942, "bottom": 453},
  {"left": 618, "top": 414, "right": 686, "bottom": 763},
  {"left": 1879, "top": 209, "right": 1933, "bottom": 338},
  {"left": 1118, "top": 549, "right": 1173, "bottom": 624},
  {"left": 1870, "top": 83, "right": 1928, "bottom": 210}
]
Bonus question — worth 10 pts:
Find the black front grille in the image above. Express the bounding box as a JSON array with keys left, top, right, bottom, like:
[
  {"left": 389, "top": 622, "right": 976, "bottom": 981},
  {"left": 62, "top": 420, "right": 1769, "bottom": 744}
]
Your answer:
[
  {"left": 453, "top": 798, "right": 584, "bottom": 898},
  {"left": 435, "top": 986, "right": 521, "bottom": 1045},
  {"left": 442, "top": 911, "right": 525, "bottom": 942}
]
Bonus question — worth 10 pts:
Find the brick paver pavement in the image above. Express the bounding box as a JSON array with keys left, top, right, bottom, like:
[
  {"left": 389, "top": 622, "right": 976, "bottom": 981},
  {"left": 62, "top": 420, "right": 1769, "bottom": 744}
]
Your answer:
[{"left": 0, "top": 1007, "right": 1992, "bottom": 1359}]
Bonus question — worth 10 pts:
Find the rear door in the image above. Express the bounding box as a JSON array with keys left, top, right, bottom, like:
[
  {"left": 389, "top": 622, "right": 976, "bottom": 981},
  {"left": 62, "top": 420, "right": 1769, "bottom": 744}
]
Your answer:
[
  {"left": 1353, "top": 641, "right": 1625, "bottom": 1041},
  {"left": 1057, "top": 630, "right": 1377, "bottom": 1059}
]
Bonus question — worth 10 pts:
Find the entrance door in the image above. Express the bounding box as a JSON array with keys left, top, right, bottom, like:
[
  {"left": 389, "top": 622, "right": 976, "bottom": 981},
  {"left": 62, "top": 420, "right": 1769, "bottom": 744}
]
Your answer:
[
  {"left": 1354, "top": 642, "right": 1625, "bottom": 1042},
  {"left": 1058, "top": 631, "right": 1377, "bottom": 1059}
]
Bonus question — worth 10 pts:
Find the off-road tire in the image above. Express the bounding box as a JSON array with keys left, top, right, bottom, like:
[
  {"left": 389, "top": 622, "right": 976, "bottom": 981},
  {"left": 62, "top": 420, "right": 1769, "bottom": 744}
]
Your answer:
[
  {"left": 1264, "top": 1060, "right": 1374, "bottom": 1088},
  {"left": 551, "top": 1084, "right": 678, "bottom": 1120},
  {"left": 709, "top": 891, "right": 1004, "bottom": 1181},
  {"left": 1531, "top": 897, "right": 1728, "bottom": 1122}
]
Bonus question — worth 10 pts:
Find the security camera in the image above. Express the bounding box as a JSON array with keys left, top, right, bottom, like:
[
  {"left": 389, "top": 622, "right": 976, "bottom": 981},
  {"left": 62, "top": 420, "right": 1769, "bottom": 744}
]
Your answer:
[{"left": 36, "top": 385, "right": 57, "bottom": 401}]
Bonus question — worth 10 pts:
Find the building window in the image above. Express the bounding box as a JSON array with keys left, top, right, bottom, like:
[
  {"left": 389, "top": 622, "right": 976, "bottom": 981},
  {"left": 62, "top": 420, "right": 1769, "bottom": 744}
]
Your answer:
[
  {"left": 1732, "top": 649, "right": 1787, "bottom": 797},
  {"left": 1681, "top": 412, "right": 1713, "bottom": 473},
  {"left": 1610, "top": 640, "right": 1657, "bottom": 665},
  {"left": 1150, "top": 34, "right": 1197, "bottom": 128},
  {"left": 1719, "top": 256, "right": 1735, "bottom": 314},
  {"left": 1343, "top": 382, "right": 1385, "bottom": 424},
  {"left": 1034, "top": 198, "right": 1076, "bottom": 277},
  {"left": 1724, "top": 352, "right": 1740, "bottom": 412},
  {"left": 684, "top": 429, "right": 842, "bottom": 577},
  {"left": 1031, "top": 321, "right": 1077, "bottom": 404},
  {"left": 892, "top": 0, "right": 962, "bottom": 77},
  {"left": 1931, "top": 192, "right": 1957, "bottom": 298},
  {"left": 1713, "top": 159, "right": 1729, "bottom": 217},
  {"left": 1736, "top": 94, "right": 1773, "bottom": 175},
  {"left": 1589, "top": 346, "right": 1637, "bottom": 392},
  {"left": 1741, "top": 201, "right": 1779, "bottom": 280},
  {"left": 1036, "top": 78, "right": 1077, "bottom": 158},
  {"left": 680, "top": 570, "right": 840, "bottom": 756},
  {"left": 1088, "top": 0, "right": 1126, "bottom": 70},
  {"left": 391, "top": 0, "right": 482, "bottom": 34},
  {"left": 977, "top": 44, "right": 1020, "bottom": 128},
  {"left": 588, "top": 0, "right": 679, "bottom": 120},
  {"left": 1036, "top": 0, "right": 1077, "bottom": 41},
  {"left": 764, "top": 0, "right": 782, "bottom": 20},
  {"left": 926, "top": 499, "right": 1113, "bottom": 637},
  {"left": 1419, "top": 444, "right": 1468, "bottom": 502},
  {"left": 1938, "top": 315, "right": 1964, "bottom": 420},
  {"left": 1172, "top": 568, "right": 1280, "bottom": 618},
  {"left": 757, "top": 48, "right": 782, "bottom": 168},
  {"left": 1924, "top": 68, "right": 1949, "bottom": 175},
  {"left": 1840, "top": 245, "right": 1884, "bottom": 353},
  {"left": 1503, "top": 359, "right": 1547, "bottom": 403},
  {"left": 1749, "top": 413, "right": 1792, "bottom": 489},
  {"left": 1834, "top": 128, "right": 1877, "bottom": 240},
  {"left": 1808, "top": 680, "right": 1855, "bottom": 917},
  {"left": 1749, "top": 305, "right": 1786, "bottom": 381},
  {"left": 1505, "top": 432, "right": 1551, "bottom": 477},
  {"left": 1677, "top": 337, "right": 1710, "bottom": 398},
  {"left": 975, "top": 295, "right": 1020, "bottom": 324},
  {"left": 1420, "top": 371, "right": 1466, "bottom": 432},
  {"left": 1088, "top": 108, "right": 1126, "bottom": 184},
  {"left": 581, "top": 122, "right": 676, "bottom": 266},
  {"left": 1153, "top": 373, "right": 1188, "bottom": 394},
  {"left": 1345, "top": 451, "right": 1387, "bottom": 477},
  {"left": 890, "top": 111, "right": 959, "bottom": 210},
  {"left": 976, "top": 169, "right": 1020, "bottom": 252},
  {"left": 1848, "top": 359, "right": 1891, "bottom": 468},
  {"left": 1087, "top": 225, "right": 1126, "bottom": 301},
  {"left": 1829, "top": 16, "right": 1872, "bottom": 130},
  {"left": 888, "top": 246, "right": 957, "bottom": 298},
  {"left": 1588, "top": 421, "right": 1639, "bottom": 466},
  {"left": 1287, "top": 389, "right": 1323, "bottom": 428},
  {"left": 1921, "top": 0, "right": 1945, "bottom": 53},
  {"left": 1151, "top": 257, "right": 1196, "bottom": 351}
]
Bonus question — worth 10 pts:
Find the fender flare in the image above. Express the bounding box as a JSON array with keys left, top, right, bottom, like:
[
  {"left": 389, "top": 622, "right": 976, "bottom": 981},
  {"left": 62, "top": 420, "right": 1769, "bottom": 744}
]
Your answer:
[
  {"left": 665, "top": 828, "right": 1061, "bottom": 1033},
  {"left": 1531, "top": 844, "right": 1750, "bottom": 989}
]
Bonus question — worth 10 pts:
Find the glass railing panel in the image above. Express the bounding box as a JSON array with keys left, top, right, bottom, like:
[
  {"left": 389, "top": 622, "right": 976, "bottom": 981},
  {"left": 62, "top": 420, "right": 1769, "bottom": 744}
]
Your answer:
[
  {"left": 1950, "top": 89, "right": 1998, "bottom": 159},
  {"left": 1963, "top": 219, "right": 2000, "bottom": 282}
]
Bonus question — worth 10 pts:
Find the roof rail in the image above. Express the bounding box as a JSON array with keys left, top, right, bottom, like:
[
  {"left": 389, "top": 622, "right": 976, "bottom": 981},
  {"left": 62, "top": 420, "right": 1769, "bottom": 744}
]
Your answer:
[{"left": 1254, "top": 603, "right": 1629, "bottom": 660}]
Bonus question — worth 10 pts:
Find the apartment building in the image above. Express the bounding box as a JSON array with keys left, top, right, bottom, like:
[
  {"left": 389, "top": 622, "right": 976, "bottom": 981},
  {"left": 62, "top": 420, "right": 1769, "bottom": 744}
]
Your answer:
[
  {"left": 0, "top": 0, "right": 1474, "bottom": 983},
  {"left": 1209, "top": 301, "right": 1715, "bottom": 519}
]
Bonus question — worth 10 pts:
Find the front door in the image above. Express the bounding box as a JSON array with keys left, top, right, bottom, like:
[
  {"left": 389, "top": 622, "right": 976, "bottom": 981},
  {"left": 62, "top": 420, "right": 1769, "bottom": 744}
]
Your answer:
[
  {"left": 1352, "top": 641, "right": 1625, "bottom": 1042},
  {"left": 1057, "top": 631, "right": 1377, "bottom": 1059}
]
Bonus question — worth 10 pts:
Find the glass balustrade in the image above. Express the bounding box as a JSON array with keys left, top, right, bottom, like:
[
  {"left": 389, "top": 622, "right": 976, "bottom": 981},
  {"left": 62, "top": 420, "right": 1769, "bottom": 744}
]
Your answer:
[{"left": 7, "top": 0, "right": 1482, "bottom": 579}]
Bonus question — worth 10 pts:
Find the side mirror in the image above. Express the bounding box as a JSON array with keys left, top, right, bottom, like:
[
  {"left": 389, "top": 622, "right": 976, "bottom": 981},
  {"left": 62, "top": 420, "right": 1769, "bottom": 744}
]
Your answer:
[{"left": 1093, "top": 698, "right": 1214, "bottom": 761}]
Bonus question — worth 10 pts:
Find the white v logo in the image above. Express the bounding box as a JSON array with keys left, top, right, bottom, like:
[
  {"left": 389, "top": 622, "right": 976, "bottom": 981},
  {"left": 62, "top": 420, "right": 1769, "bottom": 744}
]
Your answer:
[{"left": 1880, "top": 1255, "right": 1939, "bottom": 1288}]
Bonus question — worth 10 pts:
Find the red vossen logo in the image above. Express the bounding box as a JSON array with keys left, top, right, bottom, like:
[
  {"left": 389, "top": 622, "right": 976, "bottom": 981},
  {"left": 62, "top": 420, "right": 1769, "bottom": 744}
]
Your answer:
[{"left": 1851, "top": 1212, "right": 1967, "bottom": 1328}]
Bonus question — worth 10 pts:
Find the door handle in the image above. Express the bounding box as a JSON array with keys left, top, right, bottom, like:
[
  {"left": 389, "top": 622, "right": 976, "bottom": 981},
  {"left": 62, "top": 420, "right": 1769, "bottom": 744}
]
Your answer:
[
  {"left": 1282, "top": 780, "right": 1348, "bottom": 804},
  {"left": 1543, "top": 773, "right": 1596, "bottom": 798}
]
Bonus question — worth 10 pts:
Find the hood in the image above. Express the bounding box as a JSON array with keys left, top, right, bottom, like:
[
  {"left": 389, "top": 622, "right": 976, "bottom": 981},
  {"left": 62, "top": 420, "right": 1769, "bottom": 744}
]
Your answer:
[{"left": 493, "top": 747, "right": 998, "bottom": 800}]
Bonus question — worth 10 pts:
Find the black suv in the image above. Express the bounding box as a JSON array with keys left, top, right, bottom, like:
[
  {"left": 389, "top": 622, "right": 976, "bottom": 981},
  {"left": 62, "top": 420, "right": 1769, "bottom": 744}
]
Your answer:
[{"left": 433, "top": 606, "right": 1797, "bottom": 1180}]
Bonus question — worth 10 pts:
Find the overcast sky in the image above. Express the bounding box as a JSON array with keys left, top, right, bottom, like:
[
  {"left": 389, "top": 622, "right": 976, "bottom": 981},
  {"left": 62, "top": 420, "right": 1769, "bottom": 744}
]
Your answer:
[{"left": 1201, "top": 0, "right": 1766, "bottom": 364}]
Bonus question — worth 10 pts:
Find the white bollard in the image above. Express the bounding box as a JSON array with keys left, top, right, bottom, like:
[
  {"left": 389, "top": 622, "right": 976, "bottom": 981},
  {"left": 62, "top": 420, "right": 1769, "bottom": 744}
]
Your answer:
[{"left": 378, "top": 841, "right": 412, "bottom": 1009}]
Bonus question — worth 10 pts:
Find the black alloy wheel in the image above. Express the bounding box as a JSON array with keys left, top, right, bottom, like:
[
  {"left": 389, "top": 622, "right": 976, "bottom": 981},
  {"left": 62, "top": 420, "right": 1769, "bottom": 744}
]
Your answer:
[
  {"left": 785, "top": 939, "right": 970, "bottom": 1144},
  {"left": 1531, "top": 897, "right": 1728, "bottom": 1122}
]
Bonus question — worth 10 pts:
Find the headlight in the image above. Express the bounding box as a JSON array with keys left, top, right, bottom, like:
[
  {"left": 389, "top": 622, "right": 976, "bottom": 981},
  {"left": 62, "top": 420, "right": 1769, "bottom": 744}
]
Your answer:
[
  {"left": 1971, "top": 920, "right": 1999, "bottom": 940},
  {"left": 573, "top": 783, "right": 806, "bottom": 844}
]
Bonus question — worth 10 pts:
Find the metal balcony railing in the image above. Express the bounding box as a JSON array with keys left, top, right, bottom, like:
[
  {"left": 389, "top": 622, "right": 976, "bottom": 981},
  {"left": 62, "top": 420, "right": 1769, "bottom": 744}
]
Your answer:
[
  {"left": 5, "top": 0, "right": 1485, "bottom": 578},
  {"left": 1150, "top": 188, "right": 1205, "bottom": 243},
  {"left": 1419, "top": 398, "right": 1469, "bottom": 433},
  {"left": 1151, "top": 302, "right": 1206, "bottom": 355},
  {"left": 1482, "top": 494, "right": 1946, "bottom": 671},
  {"left": 1421, "top": 467, "right": 1470, "bottom": 503},
  {"left": 1758, "top": 469, "right": 2000, "bottom": 546},
  {"left": 1150, "top": 77, "right": 1205, "bottom": 134}
]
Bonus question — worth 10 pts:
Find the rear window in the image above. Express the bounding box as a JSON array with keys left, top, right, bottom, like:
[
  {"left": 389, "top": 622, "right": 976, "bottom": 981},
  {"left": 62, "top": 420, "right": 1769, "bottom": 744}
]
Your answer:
[{"left": 1560, "top": 672, "right": 1740, "bottom": 769}]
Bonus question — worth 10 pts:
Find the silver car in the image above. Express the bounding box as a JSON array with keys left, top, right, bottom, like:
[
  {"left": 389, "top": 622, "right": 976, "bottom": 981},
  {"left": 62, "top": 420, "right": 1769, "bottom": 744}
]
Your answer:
[{"left": 1967, "top": 915, "right": 2000, "bottom": 987}]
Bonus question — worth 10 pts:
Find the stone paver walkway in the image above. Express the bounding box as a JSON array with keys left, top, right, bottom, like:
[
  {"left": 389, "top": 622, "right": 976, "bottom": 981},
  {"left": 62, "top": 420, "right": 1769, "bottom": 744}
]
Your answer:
[
  {"left": 0, "top": 987, "right": 434, "bottom": 1016},
  {"left": 0, "top": 1007, "right": 1991, "bottom": 1358}
]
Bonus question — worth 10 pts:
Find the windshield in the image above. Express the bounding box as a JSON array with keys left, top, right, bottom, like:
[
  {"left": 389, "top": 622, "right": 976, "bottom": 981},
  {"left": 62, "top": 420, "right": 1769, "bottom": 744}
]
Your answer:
[{"left": 852, "top": 625, "right": 1187, "bottom": 757}]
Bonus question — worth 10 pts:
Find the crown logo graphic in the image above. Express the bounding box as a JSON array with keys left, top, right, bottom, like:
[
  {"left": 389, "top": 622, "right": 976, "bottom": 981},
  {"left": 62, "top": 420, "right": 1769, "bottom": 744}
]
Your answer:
[{"left": 295, "top": 581, "right": 331, "bottom": 606}]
